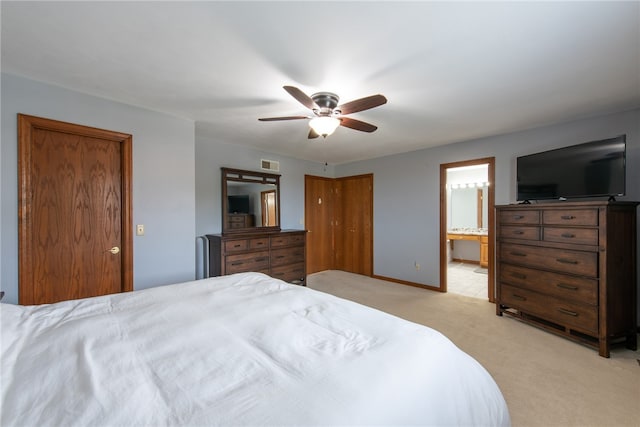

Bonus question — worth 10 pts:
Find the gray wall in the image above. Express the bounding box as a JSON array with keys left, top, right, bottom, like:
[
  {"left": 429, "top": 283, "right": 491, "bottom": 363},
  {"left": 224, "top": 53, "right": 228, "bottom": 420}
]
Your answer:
[
  {"left": 336, "top": 108, "right": 640, "bottom": 322},
  {"left": 1, "top": 73, "right": 196, "bottom": 302}
]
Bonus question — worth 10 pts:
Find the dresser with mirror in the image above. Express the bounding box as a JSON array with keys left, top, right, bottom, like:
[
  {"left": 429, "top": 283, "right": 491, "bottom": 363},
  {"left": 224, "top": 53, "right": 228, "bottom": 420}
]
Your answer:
[{"left": 205, "top": 168, "right": 306, "bottom": 285}]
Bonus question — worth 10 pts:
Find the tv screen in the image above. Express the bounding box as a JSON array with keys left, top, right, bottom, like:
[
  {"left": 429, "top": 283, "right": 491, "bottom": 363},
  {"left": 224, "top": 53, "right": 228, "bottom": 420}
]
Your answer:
[
  {"left": 228, "top": 195, "right": 250, "bottom": 214},
  {"left": 517, "top": 135, "right": 626, "bottom": 202}
]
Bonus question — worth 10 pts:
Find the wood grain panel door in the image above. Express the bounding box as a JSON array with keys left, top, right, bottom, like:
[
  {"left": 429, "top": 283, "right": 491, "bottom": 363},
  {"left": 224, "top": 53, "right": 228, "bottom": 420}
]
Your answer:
[
  {"left": 304, "top": 175, "right": 334, "bottom": 274},
  {"left": 335, "top": 174, "right": 373, "bottom": 276},
  {"left": 18, "top": 114, "right": 133, "bottom": 305}
]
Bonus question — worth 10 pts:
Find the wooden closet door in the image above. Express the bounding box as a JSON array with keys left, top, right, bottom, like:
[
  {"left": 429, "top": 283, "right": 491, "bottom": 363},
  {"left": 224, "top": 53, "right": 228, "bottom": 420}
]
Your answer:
[
  {"left": 335, "top": 174, "right": 373, "bottom": 275},
  {"left": 18, "top": 114, "right": 133, "bottom": 304},
  {"left": 304, "top": 175, "right": 334, "bottom": 274}
]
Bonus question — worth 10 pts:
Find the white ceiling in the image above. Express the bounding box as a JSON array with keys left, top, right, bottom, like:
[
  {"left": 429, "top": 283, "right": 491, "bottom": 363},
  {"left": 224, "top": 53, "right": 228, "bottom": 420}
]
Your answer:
[{"left": 2, "top": 1, "right": 639, "bottom": 165}]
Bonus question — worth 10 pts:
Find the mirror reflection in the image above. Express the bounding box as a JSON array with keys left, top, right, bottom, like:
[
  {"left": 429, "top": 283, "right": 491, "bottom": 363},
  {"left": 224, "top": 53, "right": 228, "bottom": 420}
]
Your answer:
[
  {"left": 450, "top": 186, "right": 489, "bottom": 231},
  {"left": 222, "top": 168, "right": 280, "bottom": 233}
]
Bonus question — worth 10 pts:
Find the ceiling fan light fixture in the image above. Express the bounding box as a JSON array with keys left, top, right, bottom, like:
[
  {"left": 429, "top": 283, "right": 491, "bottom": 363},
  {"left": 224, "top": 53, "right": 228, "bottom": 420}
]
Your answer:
[{"left": 309, "top": 116, "right": 340, "bottom": 138}]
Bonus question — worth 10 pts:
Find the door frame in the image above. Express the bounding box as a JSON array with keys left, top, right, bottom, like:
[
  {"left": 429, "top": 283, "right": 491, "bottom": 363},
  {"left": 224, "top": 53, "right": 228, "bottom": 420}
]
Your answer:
[
  {"left": 18, "top": 114, "right": 133, "bottom": 303},
  {"left": 439, "top": 157, "right": 495, "bottom": 301}
]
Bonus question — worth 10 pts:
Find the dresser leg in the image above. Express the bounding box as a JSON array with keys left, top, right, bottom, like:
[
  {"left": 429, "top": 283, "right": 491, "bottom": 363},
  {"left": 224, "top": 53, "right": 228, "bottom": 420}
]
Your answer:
[
  {"left": 598, "top": 340, "right": 610, "bottom": 358},
  {"left": 625, "top": 332, "right": 637, "bottom": 351}
]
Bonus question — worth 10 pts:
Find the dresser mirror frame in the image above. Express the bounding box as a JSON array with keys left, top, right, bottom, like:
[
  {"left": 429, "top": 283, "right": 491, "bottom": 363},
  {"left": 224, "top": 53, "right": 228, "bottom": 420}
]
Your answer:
[{"left": 221, "top": 167, "right": 281, "bottom": 234}]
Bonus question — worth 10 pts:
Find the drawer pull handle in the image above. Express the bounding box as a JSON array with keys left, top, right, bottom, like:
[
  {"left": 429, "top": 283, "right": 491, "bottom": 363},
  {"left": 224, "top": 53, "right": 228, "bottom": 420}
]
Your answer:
[
  {"left": 255, "top": 257, "right": 268, "bottom": 262},
  {"left": 511, "top": 272, "right": 527, "bottom": 280},
  {"left": 557, "top": 283, "right": 578, "bottom": 290},
  {"left": 276, "top": 255, "right": 285, "bottom": 259},
  {"left": 556, "top": 258, "right": 578, "bottom": 265},
  {"left": 512, "top": 294, "right": 527, "bottom": 301},
  {"left": 558, "top": 308, "right": 578, "bottom": 317},
  {"left": 231, "top": 261, "right": 244, "bottom": 266},
  {"left": 233, "top": 244, "right": 242, "bottom": 248},
  {"left": 513, "top": 230, "right": 524, "bottom": 235},
  {"left": 510, "top": 251, "right": 527, "bottom": 257},
  {"left": 513, "top": 215, "right": 524, "bottom": 220},
  {"left": 560, "top": 215, "right": 575, "bottom": 220},
  {"left": 561, "top": 233, "right": 575, "bottom": 238}
]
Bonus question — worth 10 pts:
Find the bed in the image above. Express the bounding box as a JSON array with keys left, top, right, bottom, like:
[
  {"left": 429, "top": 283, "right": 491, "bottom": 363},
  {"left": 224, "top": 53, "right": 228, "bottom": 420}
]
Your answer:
[{"left": 1, "top": 272, "right": 510, "bottom": 426}]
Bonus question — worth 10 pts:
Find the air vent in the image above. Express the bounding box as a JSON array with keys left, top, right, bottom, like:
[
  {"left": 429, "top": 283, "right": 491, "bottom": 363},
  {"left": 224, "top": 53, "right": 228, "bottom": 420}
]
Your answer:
[{"left": 261, "top": 159, "right": 280, "bottom": 172}]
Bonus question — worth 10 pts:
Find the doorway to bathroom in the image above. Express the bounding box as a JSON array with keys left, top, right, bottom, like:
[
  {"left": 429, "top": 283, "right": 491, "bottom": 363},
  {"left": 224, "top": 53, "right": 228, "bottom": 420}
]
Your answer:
[{"left": 439, "top": 157, "right": 495, "bottom": 301}]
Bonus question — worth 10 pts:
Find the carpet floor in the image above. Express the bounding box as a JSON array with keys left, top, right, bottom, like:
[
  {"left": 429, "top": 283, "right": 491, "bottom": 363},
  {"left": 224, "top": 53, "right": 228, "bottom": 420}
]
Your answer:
[{"left": 307, "top": 270, "right": 640, "bottom": 427}]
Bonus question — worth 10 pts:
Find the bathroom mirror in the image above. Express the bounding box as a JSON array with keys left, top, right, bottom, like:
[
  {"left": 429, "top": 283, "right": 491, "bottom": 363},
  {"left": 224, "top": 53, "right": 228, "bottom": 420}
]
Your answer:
[
  {"left": 221, "top": 168, "right": 280, "bottom": 234},
  {"left": 449, "top": 186, "right": 489, "bottom": 230}
]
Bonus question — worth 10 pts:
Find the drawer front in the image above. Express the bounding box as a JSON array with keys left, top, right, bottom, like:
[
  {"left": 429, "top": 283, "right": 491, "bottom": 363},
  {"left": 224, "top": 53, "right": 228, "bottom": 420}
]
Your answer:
[
  {"left": 499, "top": 226, "right": 540, "bottom": 241},
  {"left": 271, "top": 233, "right": 305, "bottom": 247},
  {"left": 499, "top": 264, "right": 597, "bottom": 305},
  {"left": 542, "top": 209, "right": 598, "bottom": 226},
  {"left": 543, "top": 227, "right": 598, "bottom": 246},
  {"left": 225, "top": 250, "right": 270, "bottom": 273},
  {"left": 498, "top": 210, "right": 540, "bottom": 225},
  {"left": 249, "top": 238, "right": 269, "bottom": 250},
  {"left": 224, "top": 239, "right": 248, "bottom": 252},
  {"left": 271, "top": 262, "right": 306, "bottom": 284},
  {"left": 224, "top": 237, "right": 269, "bottom": 253},
  {"left": 271, "top": 246, "right": 305, "bottom": 266},
  {"left": 500, "top": 243, "right": 597, "bottom": 277},
  {"left": 501, "top": 284, "right": 597, "bottom": 334}
]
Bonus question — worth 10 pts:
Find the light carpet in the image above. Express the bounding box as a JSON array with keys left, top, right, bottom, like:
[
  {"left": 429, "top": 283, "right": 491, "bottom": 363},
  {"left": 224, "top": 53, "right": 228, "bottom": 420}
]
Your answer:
[{"left": 307, "top": 270, "right": 640, "bottom": 427}]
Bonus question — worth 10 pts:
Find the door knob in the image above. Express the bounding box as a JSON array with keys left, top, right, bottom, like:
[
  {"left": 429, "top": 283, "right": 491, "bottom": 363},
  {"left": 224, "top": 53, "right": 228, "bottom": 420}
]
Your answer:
[{"left": 108, "top": 246, "right": 120, "bottom": 255}]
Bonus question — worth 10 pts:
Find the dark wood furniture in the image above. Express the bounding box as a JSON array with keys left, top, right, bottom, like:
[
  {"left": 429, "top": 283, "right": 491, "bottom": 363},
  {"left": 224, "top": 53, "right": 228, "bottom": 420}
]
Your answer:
[
  {"left": 227, "top": 213, "right": 255, "bottom": 230},
  {"left": 495, "top": 201, "right": 638, "bottom": 357},
  {"left": 206, "top": 230, "right": 306, "bottom": 285}
]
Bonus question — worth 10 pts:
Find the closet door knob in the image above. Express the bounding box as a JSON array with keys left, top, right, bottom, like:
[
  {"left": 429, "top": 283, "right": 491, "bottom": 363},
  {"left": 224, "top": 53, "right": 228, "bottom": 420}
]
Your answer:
[{"left": 108, "top": 246, "right": 120, "bottom": 255}]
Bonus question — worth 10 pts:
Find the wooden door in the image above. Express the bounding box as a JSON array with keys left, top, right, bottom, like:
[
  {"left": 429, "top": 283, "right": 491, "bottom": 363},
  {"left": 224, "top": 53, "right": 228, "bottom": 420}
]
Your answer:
[
  {"left": 18, "top": 114, "right": 133, "bottom": 305},
  {"left": 335, "top": 174, "right": 373, "bottom": 276},
  {"left": 304, "top": 175, "right": 334, "bottom": 274},
  {"left": 261, "top": 190, "right": 276, "bottom": 226}
]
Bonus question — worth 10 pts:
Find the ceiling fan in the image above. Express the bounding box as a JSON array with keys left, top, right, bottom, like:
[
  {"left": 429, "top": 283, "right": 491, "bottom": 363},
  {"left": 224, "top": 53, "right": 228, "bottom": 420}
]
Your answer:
[{"left": 259, "top": 86, "right": 387, "bottom": 138}]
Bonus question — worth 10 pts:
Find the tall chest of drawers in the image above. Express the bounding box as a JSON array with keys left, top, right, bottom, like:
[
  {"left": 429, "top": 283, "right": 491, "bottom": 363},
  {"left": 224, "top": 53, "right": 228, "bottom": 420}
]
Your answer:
[
  {"left": 206, "top": 230, "right": 307, "bottom": 285},
  {"left": 495, "top": 201, "right": 638, "bottom": 357}
]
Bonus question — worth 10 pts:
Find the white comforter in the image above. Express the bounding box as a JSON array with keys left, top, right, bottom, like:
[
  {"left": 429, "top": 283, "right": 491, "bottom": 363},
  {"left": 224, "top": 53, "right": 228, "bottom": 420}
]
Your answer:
[{"left": 1, "top": 272, "right": 510, "bottom": 426}]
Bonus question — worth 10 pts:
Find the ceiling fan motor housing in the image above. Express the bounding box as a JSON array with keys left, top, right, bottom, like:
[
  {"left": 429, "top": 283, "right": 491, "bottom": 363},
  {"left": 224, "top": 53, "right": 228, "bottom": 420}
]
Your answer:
[{"left": 311, "top": 92, "right": 340, "bottom": 115}]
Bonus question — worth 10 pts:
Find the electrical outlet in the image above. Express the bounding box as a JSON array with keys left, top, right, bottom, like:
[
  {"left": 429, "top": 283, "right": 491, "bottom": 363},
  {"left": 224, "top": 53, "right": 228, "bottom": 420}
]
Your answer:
[
  {"left": 414, "top": 261, "right": 420, "bottom": 270},
  {"left": 136, "top": 224, "right": 145, "bottom": 236}
]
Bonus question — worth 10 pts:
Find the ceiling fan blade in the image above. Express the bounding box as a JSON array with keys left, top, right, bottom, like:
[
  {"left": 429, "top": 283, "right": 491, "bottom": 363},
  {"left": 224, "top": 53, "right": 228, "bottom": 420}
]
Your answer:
[
  {"left": 339, "top": 117, "right": 378, "bottom": 133},
  {"left": 338, "top": 94, "right": 387, "bottom": 115},
  {"left": 308, "top": 129, "right": 320, "bottom": 139},
  {"left": 258, "top": 116, "right": 310, "bottom": 121},
  {"left": 283, "top": 86, "right": 319, "bottom": 110}
]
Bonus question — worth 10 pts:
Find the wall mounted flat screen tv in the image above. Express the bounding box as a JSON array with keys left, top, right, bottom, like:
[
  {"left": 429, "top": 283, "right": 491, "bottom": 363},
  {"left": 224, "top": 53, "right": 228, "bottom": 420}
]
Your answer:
[
  {"left": 228, "top": 195, "right": 250, "bottom": 214},
  {"left": 517, "top": 135, "right": 626, "bottom": 202}
]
